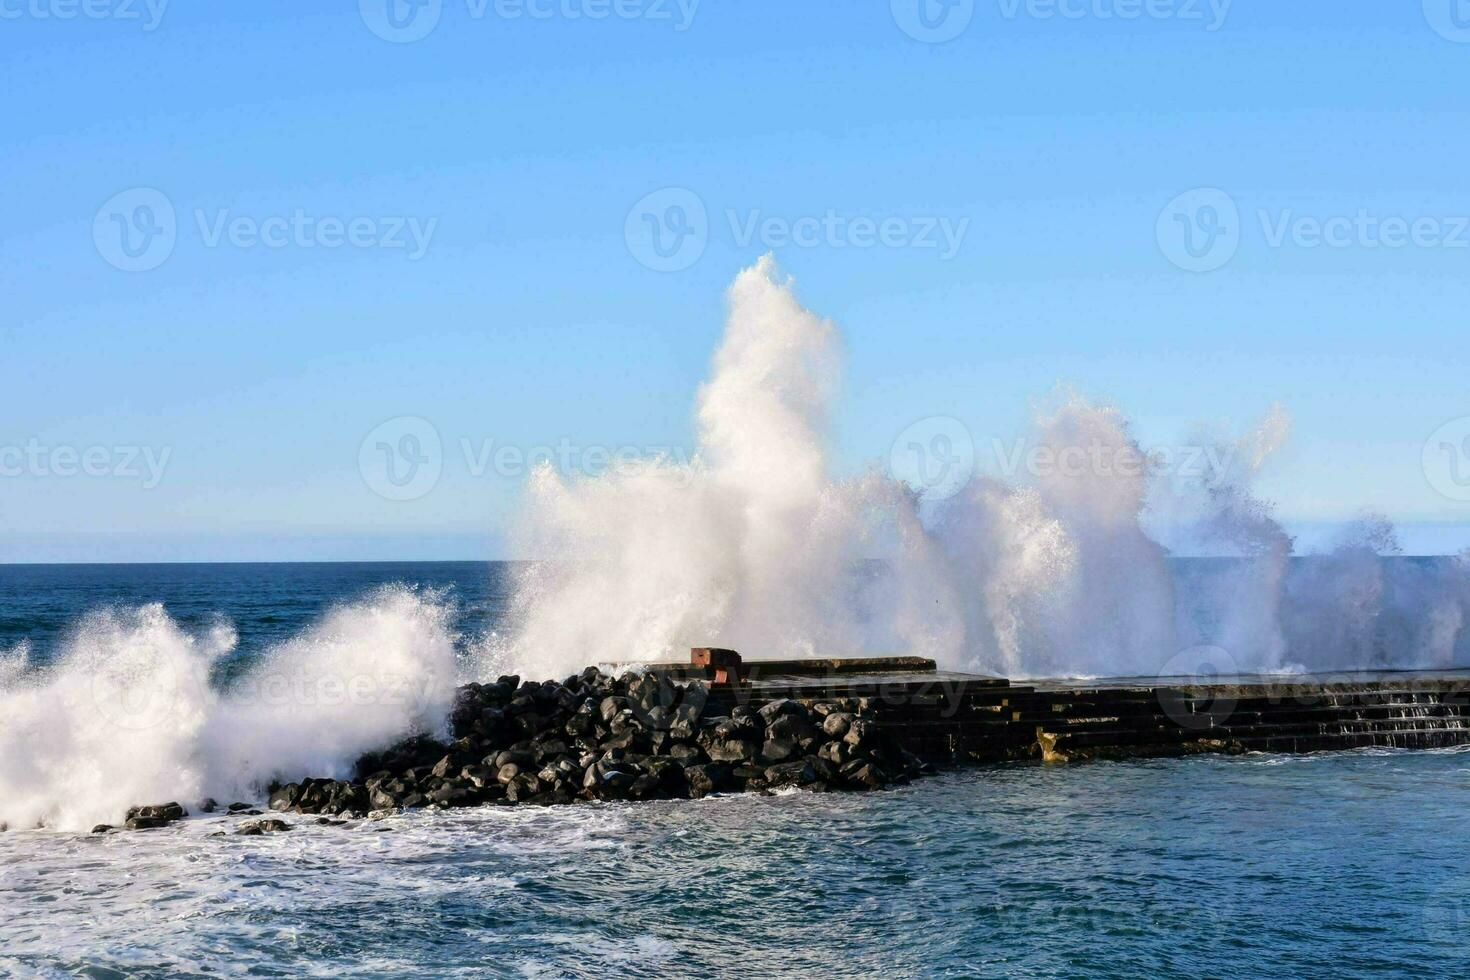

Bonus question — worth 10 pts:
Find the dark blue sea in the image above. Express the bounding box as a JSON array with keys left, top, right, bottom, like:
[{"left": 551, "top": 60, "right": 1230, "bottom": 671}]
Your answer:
[
  {"left": 0, "top": 561, "right": 513, "bottom": 673},
  {"left": 3, "top": 562, "right": 1470, "bottom": 977}
]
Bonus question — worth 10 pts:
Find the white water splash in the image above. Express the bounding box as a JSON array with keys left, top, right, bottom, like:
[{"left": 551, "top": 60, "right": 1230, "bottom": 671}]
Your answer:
[
  {"left": 485, "top": 256, "right": 1470, "bottom": 681},
  {"left": 0, "top": 586, "right": 457, "bottom": 831}
]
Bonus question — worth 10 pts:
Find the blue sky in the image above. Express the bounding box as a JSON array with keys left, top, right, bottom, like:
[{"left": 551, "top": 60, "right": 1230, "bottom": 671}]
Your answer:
[{"left": 3, "top": 1, "right": 1470, "bottom": 561}]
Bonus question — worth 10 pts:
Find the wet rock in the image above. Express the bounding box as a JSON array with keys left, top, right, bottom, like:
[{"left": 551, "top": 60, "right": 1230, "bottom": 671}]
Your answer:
[
  {"left": 843, "top": 718, "right": 876, "bottom": 749},
  {"left": 599, "top": 696, "right": 628, "bottom": 724},
  {"left": 91, "top": 824, "right": 113, "bottom": 834},
  {"left": 765, "top": 759, "right": 818, "bottom": 787},
  {"left": 236, "top": 818, "right": 291, "bottom": 835},
  {"left": 685, "top": 764, "right": 730, "bottom": 799},
  {"left": 767, "top": 713, "right": 816, "bottom": 743},
  {"left": 124, "top": 815, "right": 169, "bottom": 830},
  {"left": 232, "top": 667, "right": 929, "bottom": 818},
  {"left": 122, "top": 802, "right": 186, "bottom": 830},
  {"left": 127, "top": 802, "right": 186, "bottom": 822},
  {"left": 461, "top": 765, "right": 496, "bottom": 789},
  {"left": 704, "top": 738, "right": 758, "bottom": 763},
  {"left": 817, "top": 740, "right": 847, "bottom": 765},
  {"left": 822, "top": 712, "right": 853, "bottom": 739},
  {"left": 758, "top": 699, "right": 805, "bottom": 725},
  {"left": 268, "top": 783, "right": 299, "bottom": 812},
  {"left": 760, "top": 739, "right": 798, "bottom": 764},
  {"left": 668, "top": 743, "right": 703, "bottom": 767}
]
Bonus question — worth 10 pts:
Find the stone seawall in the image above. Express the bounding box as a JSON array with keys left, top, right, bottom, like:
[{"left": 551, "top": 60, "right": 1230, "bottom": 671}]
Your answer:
[
  {"left": 98, "top": 652, "right": 1470, "bottom": 834},
  {"left": 688, "top": 653, "right": 1470, "bottom": 765}
]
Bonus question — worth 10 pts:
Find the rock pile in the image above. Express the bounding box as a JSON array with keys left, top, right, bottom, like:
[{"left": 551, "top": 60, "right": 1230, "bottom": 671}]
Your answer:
[
  {"left": 92, "top": 801, "right": 190, "bottom": 833},
  {"left": 264, "top": 668, "right": 932, "bottom": 817}
]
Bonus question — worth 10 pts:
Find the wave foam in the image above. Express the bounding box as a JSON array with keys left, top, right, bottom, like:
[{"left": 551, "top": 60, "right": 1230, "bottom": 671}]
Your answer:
[{"left": 0, "top": 586, "right": 457, "bottom": 831}]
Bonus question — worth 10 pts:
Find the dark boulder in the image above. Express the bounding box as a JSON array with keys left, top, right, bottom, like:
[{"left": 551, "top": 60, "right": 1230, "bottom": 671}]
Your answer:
[
  {"left": 704, "top": 738, "right": 758, "bottom": 763},
  {"left": 822, "top": 712, "right": 853, "bottom": 739},
  {"left": 685, "top": 763, "right": 730, "bottom": 799},
  {"left": 843, "top": 718, "right": 876, "bottom": 749},
  {"left": 126, "top": 802, "right": 186, "bottom": 822},
  {"left": 124, "top": 815, "right": 169, "bottom": 830},
  {"left": 765, "top": 759, "right": 819, "bottom": 787},
  {"left": 758, "top": 699, "right": 805, "bottom": 725},
  {"left": 760, "top": 739, "right": 798, "bottom": 764}
]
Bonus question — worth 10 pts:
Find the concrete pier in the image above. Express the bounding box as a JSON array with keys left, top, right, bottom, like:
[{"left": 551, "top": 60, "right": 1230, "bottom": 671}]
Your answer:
[{"left": 651, "top": 651, "right": 1470, "bottom": 765}]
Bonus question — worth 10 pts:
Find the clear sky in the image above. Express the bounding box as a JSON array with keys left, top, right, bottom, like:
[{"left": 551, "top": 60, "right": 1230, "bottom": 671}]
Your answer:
[{"left": 3, "top": 1, "right": 1470, "bottom": 562}]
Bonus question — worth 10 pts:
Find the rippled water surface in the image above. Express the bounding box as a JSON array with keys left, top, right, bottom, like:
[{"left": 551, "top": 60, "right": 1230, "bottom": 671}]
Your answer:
[{"left": 5, "top": 749, "right": 1470, "bottom": 978}]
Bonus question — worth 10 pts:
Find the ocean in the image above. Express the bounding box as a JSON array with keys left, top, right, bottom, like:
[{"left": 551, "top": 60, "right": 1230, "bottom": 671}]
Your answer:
[
  {"left": 0, "top": 561, "right": 511, "bottom": 674},
  {"left": 3, "top": 751, "right": 1470, "bottom": 976},
  {"left": 3, "top": 561, "right": 1470, "bottom": 977}
]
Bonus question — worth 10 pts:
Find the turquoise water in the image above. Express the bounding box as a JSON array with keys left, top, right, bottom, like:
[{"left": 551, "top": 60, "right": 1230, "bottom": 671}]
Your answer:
[{"left": 4, "top": 750, "right": 1470, "bottom": 977}]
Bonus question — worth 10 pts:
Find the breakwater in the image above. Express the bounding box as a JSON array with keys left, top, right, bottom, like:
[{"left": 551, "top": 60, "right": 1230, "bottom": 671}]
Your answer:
[
  {"left": 683, "top": 651, "right": 1470, "bottom": 763},
  {"left": 99, "top": 649, "right": 1470, "bottom": 833}
]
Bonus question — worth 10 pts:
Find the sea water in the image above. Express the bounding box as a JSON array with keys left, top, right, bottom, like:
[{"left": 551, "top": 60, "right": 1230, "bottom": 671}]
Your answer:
[
  {"left": 3, "top": 753, "right": 1470, "bottom": 977},
  {"left": 2, "top": 561, "right": 1470, "bottom": 976}
]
